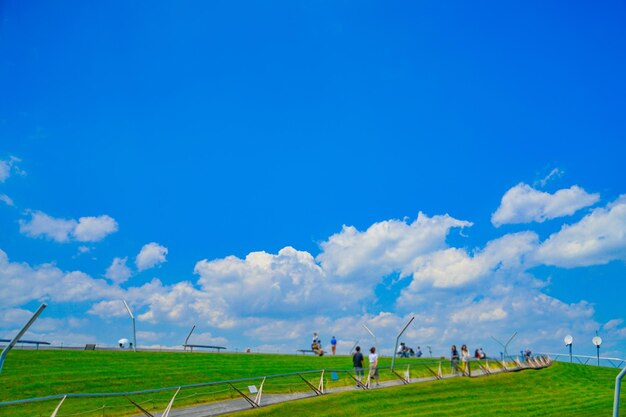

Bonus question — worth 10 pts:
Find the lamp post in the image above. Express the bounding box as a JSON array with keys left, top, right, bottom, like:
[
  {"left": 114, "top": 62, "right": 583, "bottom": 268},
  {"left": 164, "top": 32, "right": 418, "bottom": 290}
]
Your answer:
[
  {"left": 122, "top": 300, "right": 136, "bottom": 352},
  {"left": 564, "top": 335, "right": 573, "bottom": 363},
  {"left": 592, "top": 335, "right": 602, "bottom": 367}
]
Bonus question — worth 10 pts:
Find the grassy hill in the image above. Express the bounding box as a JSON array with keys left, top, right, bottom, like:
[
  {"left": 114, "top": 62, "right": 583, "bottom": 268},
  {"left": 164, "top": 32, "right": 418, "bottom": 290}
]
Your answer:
[{"left": 0, "top": 349, "right": 623, "bottom": 416}]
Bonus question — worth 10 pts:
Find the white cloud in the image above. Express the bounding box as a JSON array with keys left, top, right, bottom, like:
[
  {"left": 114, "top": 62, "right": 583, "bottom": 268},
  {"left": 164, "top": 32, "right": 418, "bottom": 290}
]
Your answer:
[
  {"left": 0, "top": 249, "right": 121, "bottom": 309},
  {"left": 136, "top": 242, "right": 168, "bottom": 271},
  {"left": 317, "top": 212, "right": 472, "bottom": 283},
  {"left": 105, "top": 257, "right": 132, "bottom": 284},
  {"left": 194, "top": 246, "right": 351, "bottom": 317},
  {"left": 535, "top": 168, "right": 564, "bottom": 188},
  {"left": 19, "top": 211, "right": 118, "bottom": 243},
  {"left": 19, "top": 211, "right": 77, "bottom": 242},
  {"left": 73, "top": 215, "right": 118, "bottom": 242},
  {"left": 492, "top": 183, "right": 599, "bottom": 227},
  {"left": 403, "top": 232, "right": 538, "bottom": 290},
  {"left": 0, "top": 194, "right": 14, "bottom": 207},
  {"left": 0, "top": 156, "right": 24, "bottom": 183},
  {"left": 534, "top": 196, "right": 626, "bottom": 267}
]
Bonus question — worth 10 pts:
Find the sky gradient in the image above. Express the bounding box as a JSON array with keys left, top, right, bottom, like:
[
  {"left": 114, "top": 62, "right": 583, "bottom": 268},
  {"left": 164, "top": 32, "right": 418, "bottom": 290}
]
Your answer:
[{"left": 1, "top": 0, "right": 626, "bottom": 358}]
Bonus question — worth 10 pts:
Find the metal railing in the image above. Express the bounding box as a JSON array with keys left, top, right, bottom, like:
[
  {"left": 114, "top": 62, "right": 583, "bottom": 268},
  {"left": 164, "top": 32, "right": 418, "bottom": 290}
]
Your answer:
[{"left": 538, "top": 352, "right": 625, "bottom": 368}]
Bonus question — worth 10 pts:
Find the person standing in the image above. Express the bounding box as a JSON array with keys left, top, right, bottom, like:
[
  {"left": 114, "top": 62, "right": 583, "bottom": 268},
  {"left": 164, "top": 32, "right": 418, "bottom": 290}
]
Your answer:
[
  {"left": 368, "top": 347, "right": 380, "bottom": 387},
  {"left": 461, "top": 344, "right": 470, "bottom": 376},
  {"left": 451, "top": 345, "right": 460, "bottom": 375},
  {"left": 331, "top": 336, "right": 337, "bottom": 355},
  {"left": 352, "top": 346, "right": 364, "bottom": 385}
]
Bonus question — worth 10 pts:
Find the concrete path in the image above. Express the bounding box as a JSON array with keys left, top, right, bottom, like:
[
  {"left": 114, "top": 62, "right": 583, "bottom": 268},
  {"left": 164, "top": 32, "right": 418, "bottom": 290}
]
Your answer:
[{"left": 141, "top": 362, "right": 549, "bottom": 417}]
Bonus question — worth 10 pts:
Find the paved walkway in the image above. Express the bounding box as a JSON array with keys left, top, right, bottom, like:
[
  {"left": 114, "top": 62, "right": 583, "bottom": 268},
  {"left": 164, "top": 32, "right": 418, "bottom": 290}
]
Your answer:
[{"left": 142, "top": 362, "right": 550, "bottom": 417}]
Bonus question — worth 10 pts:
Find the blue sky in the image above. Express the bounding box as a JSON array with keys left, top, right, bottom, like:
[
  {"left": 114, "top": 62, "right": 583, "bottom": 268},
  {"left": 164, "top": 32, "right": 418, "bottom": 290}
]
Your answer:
[{"left": 1, "top": 0, "right": 626, "bottom": 357}]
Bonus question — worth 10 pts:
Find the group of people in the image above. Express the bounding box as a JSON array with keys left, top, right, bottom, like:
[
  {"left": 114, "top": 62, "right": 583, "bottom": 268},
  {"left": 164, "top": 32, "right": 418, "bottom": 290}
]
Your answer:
[
  {"left": 311, "top": 333, "right": 338, "bottom": 356},
  {"left": 450, "top": 344, "right": 487, "bottom": 375},
  {"left": 352, "top": 346, "right": 379, "bottom": 387},
  {"left": 396, "top": 342, "right": 423, "bottom": 358}
]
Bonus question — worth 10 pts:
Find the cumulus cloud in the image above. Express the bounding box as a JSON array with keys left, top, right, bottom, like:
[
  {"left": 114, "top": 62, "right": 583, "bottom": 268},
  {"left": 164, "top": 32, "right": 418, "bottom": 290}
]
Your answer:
[
  {"left": 73, "top": 215, "right": 118, "bottom": 242},
  {"left": 136, "top": 242, "right": 168, "bottom": 271},
  {"left": 403, "top": 232, "right": 538, "bottom": 290},
  {"left": 194, "top": 246, "right": 347, "bottom": 317},
  {"left": 534, "top": 196, "right": 626, "bottom": 267},
  {"left": 19, "top": 211, "right": 77, "bottom": 242},
  {"left": 317, "top": 212, "right": 472, "bottom": 283},
  {"left": 105, "top": 257, "right": 132, "bottom": 284},
  {"left": 0, "top": 156, "right": 24, "bottom": 183},
  {"left": 492, "top": 183, "right": 599, "bottom": 227},
  {"left": 0, "top": 249, "right": 121, "bottom": 309},
  {"left": 19, "top": 211, "right": 118, "bottom": 243}
]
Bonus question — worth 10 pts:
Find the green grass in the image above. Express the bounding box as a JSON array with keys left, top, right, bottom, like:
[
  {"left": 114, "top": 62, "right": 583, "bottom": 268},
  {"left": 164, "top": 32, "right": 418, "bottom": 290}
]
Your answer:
[
  {"left": 0, "top": 350, "right": 623, "bottom": 417},
  {"left": 234, "top": 362, "right": 625, "bottom": 417}
]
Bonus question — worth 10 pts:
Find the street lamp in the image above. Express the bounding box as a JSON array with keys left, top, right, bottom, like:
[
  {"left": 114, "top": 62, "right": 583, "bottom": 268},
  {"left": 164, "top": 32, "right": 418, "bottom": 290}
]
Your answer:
[
  {"left": 564, "top": 335, "right": 573, "bottom": 363},
  {"left": 592, "top": 335, "right": 602, "bottom": 366}
]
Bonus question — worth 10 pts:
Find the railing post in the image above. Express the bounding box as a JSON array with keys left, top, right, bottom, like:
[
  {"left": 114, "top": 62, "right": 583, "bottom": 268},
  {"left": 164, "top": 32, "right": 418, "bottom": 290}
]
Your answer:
[
  {"left": 50, "top": 395, "right": 66, "bottom": 417},
  {"left": 614, "top": 365, "right": 626, "bottom": 417},
  {"left": 0, "top": 303, "right": 47, "bottom": 374}
]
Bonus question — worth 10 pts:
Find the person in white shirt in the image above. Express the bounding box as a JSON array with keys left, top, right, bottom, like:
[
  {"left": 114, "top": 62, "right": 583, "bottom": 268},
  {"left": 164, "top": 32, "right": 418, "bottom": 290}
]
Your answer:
[{"left": 368, "top": 347, "right": 380, "bottom": 387}]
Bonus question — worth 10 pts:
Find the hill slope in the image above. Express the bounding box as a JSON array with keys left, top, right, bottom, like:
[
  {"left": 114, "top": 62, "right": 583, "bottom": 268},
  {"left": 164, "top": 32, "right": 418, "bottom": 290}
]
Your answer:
[{"left": 0, "top": 350, "right": 622, "bottom": 416}]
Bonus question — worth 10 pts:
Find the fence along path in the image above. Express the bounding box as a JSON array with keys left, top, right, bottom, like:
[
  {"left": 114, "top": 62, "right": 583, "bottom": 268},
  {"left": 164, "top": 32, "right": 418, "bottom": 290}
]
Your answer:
[{"left": 0, "top": 355, "right": 552, "bottom": 417}]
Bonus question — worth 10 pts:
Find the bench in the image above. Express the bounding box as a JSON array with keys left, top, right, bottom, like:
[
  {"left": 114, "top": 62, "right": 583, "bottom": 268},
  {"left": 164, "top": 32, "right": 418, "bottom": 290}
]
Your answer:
[
  {"left": 297, "top": 349, "right": 316, "bottom": 355},
  {"left": 183, "top": 344, "right": 226, "bottom": 352},
  {"left": 84, "top": 344, "right": 96, "bottom": 351}
]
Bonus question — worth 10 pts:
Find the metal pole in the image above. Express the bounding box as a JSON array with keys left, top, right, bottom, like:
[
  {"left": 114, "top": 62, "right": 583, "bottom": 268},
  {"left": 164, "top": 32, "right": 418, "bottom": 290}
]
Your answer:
[
  {"left": 0, "top": 303, "right": 47, "bottom": 374},
  {"left": 122, "top": 300, "right": 136, "bottom": 352},
  {"left": 613, "top": 364, "right": 626, "bottom": 417},
  {"left": 569, "top": 343, "right": 572, "bottom": 363},
  {"left": 391, "top": 316, "right": 415, "bottom": 371},
  {"left": 184, "top": 325, "right": 196, "bottom": 351},
  {"left": 362, "top": 324, "right": 378, "bottom": 351},
  {"left": 598, "top": 345, "right": 601, "bottom": 367}
]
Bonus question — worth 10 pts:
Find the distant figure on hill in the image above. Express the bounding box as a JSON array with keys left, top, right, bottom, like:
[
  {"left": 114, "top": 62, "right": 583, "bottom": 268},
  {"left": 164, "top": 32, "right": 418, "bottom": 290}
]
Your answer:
[
  {"left": 479, "top": 347, "right": 486, "bottom": 359},
  {"left": 368, "top": 347, "right": 380, "bottom": 387},
  {"left": 331, "top": 336, "right": 337, "bottom": 355},
  {"left": 451, "top": 345, "right": 460, "bottom": 375},
  {"left": 461, "top": 344, "right": 470, "bottom": 375},
  {"left": 416, "top": 346, "right": 423, "bottom": 357},
  {"left": 311, "top": 332, "right": 324, "bottom": 356},
  {"left": 352, "top": 346, "right": 364, "bottom": 384}
]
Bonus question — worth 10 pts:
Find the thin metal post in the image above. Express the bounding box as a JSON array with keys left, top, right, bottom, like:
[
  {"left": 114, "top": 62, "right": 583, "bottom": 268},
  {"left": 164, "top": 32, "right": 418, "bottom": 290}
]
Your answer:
[
  {"left": 391, "top": 316, "right": 415, "bottom": 371},
  {"left": 598, "top": 345, "right": 601, "bottom": 367},
  {"left": 569, "top": 344, "right": 572, "bottom": 363},
  {"left": 0, "top": 303, "right": 47, "bottom": 374},
  {"left": 362, "top": 324, "right": 378, "bottom": 350},
  {"left": 50, "top": 395, "right": 66, "bottom": 417},
  {"left": 122, "top": 300, "right": 136, "bottom": 352},
  {"left": 613, "top": 364, "right": 626, "bottom": 417},
  {"left": 162, "top": 387, "right": 180, "bottom": 417},
  {"left": 184, "top": 325, "right": 196, "bottom": 351}
]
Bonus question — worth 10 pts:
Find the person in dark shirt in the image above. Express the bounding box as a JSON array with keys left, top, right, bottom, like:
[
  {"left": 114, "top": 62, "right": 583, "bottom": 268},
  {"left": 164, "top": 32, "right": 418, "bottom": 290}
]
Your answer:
[
  {"left": 451, "top": 345, "right": 460, "bottom": 375},
  {"left": 352, "top": 346, "right": 364, "bottom": 385}
]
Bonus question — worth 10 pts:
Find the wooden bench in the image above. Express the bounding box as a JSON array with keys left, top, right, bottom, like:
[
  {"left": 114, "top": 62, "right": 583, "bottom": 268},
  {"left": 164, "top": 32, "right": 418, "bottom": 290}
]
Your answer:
[
  {"left": 297, "top": 349, "right": 316, "bottom": 355},
  {"left": 84, "top": 344, "right": 96, "bottom": 351},
  {"left": 183, "top": 344, "right": 226, "bottom": 352}
]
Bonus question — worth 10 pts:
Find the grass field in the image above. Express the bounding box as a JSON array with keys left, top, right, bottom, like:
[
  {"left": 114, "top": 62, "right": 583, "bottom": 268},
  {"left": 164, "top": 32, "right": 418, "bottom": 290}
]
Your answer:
[{"left": 0, "top": 349, "right": 623, "bottom": 416}]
